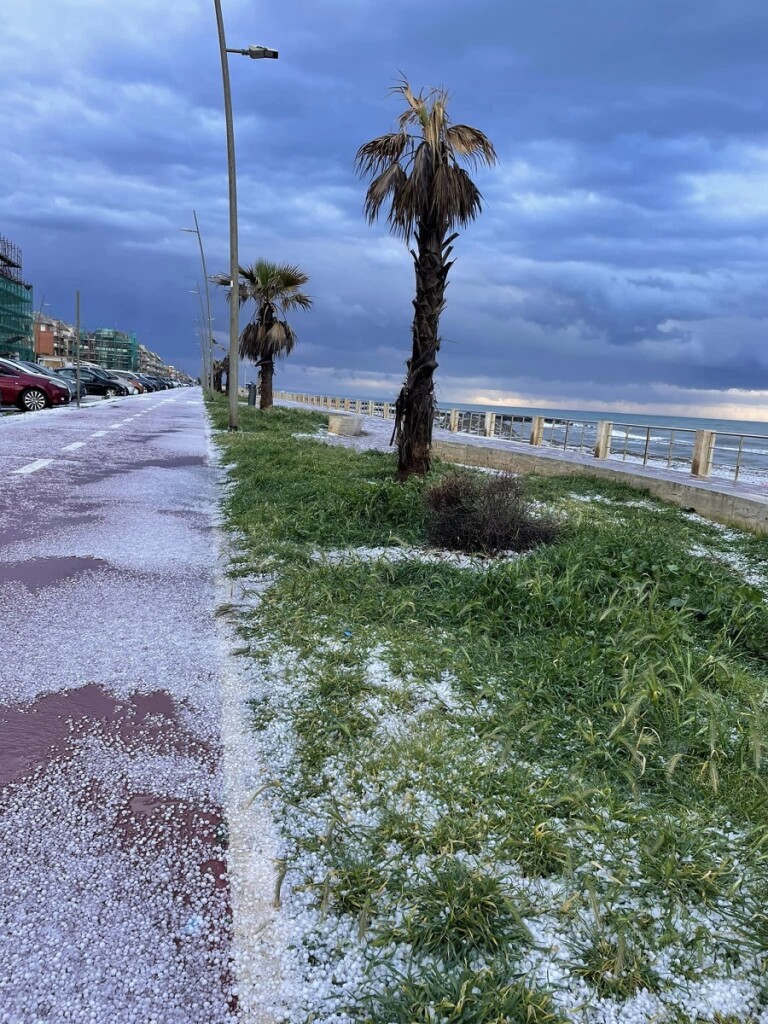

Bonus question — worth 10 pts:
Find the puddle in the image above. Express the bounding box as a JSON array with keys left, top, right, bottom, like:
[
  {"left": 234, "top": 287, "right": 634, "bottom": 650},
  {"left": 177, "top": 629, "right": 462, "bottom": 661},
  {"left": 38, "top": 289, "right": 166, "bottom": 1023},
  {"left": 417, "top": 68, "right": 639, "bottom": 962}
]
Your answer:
[
  {"left": 0, "top": 684, "right": 199, "bottom": 786},
  {"left": 0, "top": 555, "right": 112, "bottom": 592}
]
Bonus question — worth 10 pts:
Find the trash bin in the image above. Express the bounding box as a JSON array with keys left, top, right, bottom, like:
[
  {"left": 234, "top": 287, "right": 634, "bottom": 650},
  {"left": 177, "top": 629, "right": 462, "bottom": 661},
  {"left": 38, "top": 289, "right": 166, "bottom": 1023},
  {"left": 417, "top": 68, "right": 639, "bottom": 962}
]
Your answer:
[{"left": 247, "top": 382, "right": 257, "bottom": 407}]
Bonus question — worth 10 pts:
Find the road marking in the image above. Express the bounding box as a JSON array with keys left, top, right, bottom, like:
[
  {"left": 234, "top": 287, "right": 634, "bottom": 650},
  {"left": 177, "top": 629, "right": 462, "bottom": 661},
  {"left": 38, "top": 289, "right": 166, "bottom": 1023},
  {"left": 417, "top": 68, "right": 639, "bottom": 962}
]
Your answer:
[
  {"left": 109, "top": 423, "right": 122, "bottom": 429},
  {"left": 60, "top": 441, "right": 86, "bottom": 452},
  {"left": 13, "top": 459, "right": 53, "bottom": 475},
  {"left": 91, "top": 430, "right": 107, "bottom": 437}
]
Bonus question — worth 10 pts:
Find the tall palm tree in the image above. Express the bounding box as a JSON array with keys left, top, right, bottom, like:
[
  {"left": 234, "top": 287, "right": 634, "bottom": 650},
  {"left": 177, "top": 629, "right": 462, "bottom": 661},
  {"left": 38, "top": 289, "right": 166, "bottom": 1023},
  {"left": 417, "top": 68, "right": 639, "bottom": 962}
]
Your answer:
[
  {"left": 212, "top": 260, "right": 312, "bottom": 409},
  {"left": 356, "top": 81, "right": 496, "bottom": 478}
]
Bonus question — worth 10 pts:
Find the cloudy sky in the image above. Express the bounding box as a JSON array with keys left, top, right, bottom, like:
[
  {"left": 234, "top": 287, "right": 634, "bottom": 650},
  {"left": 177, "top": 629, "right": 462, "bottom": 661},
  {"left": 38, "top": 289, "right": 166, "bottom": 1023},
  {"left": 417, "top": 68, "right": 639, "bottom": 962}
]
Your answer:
[{"left": 2, "top": 0, "right": 768, "bottom": 419}]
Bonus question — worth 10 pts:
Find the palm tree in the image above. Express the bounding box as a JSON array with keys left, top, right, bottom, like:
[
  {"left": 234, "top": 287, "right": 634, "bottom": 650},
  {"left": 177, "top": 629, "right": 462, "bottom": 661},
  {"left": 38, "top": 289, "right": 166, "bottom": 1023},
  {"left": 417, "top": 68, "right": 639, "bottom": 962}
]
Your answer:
[
  {"left": 212, "top": 260, "right": 312, "bottom": 409},
  {"left": 356, "top": 81, "right": 496, "bottom": 478}
]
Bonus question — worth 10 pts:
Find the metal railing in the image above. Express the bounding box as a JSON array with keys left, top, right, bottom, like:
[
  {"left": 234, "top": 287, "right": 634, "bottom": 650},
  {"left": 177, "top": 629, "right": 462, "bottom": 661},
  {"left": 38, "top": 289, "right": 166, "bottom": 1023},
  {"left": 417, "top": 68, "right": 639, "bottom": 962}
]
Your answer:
[{"left": 274, "top": 391, "right": 768, "bottom": 488}]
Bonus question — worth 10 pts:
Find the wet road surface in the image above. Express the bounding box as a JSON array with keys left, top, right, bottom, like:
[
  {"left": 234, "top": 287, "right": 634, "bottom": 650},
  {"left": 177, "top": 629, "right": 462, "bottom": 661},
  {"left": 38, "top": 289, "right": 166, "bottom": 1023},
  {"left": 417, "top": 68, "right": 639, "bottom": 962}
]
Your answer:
[{"left": 0, "top": 390, "right": 235, "bottom": 1023}]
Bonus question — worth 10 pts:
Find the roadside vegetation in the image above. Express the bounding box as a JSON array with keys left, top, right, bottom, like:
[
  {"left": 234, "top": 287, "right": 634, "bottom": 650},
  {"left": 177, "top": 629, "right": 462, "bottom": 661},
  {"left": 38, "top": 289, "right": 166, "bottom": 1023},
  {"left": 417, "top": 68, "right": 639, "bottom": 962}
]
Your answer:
[{"left": 209, "top": 397, "right": 768, "bottom": 1024}]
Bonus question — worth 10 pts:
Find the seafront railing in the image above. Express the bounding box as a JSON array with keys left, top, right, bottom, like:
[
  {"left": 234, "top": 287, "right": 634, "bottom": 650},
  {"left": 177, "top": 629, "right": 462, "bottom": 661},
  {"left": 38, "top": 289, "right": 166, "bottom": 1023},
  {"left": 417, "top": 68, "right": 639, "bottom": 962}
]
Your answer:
[{"left": 275, "top": 392, "right": 768, "bottom": 487}]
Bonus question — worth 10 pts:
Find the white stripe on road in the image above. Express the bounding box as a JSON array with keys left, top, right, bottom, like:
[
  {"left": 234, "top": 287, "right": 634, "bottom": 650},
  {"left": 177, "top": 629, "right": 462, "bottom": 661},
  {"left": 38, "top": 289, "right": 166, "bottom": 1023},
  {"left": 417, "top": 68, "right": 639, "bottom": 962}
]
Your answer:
[
  {"left": 91, "top": 430, "right": 107, "bottom": 437},
  {"left": 60, "top": 441, "right": 86, "bottom": 452},
  {"left": 13, "top": 459, "right": 53, "bottom": 475},
  {"left": 109, "top": 423, "right": 123, "bottom": 429}
]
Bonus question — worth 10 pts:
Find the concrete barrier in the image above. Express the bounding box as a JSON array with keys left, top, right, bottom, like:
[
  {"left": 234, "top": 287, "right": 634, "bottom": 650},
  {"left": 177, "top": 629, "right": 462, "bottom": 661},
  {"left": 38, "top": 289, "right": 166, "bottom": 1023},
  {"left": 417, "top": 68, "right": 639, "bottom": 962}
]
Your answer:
[
  {"left": 433, "top": 440, "right": 768, "bottom": 536},
  {"left": 328, "top": 412, "right": 364, "bottom": 437}
]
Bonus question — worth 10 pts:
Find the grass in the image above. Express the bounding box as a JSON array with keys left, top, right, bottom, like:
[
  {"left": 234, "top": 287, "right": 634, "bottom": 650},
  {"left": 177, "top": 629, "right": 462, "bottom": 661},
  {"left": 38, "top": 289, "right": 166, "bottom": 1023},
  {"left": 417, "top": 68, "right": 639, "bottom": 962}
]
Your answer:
[{"left": 208, "top": 396, "right": 768, "bottom": 1023}]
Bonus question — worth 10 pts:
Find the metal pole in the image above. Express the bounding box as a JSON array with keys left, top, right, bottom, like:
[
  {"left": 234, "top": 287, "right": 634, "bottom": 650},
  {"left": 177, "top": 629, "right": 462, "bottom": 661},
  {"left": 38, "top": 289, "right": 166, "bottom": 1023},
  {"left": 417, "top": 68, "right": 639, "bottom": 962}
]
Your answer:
[
  {"left": 194, "top": 284, "right": 209, "bottom": 386},
  {"left": 192, "top": 211, "right": 215, "bottom": 391},
  {"left": 213, "top": 0, "right": 240, "bottom": 430},
  {"left": 75, "top": 290, "right": 81, "bottom": 409}
]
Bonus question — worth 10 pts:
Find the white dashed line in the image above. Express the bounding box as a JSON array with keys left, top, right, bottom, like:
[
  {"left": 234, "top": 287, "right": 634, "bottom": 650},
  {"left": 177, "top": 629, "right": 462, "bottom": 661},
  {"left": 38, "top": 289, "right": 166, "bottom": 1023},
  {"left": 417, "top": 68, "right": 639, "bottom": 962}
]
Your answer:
[
  {"left": 91, "top": 430, "right": 107, "bottom": 437},
  {"left": 109, "top": 423, "right": 122, "bottom": 429},
  {"left": 13, "top": 459, "right": 53, "bottom": 475},
  {"left": 60, "top": 441, "right": 86, "bottom": 452}
]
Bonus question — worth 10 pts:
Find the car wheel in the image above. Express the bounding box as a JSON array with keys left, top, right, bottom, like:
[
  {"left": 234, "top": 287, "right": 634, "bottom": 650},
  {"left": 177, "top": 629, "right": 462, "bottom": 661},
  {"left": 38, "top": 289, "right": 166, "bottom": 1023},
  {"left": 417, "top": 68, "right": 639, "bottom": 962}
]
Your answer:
[
  {"left": 19, "top": 388, "right": 48, "bottom": 412},
  {"left": 105, "top": 388, "right": 117, "bottom": 398}
]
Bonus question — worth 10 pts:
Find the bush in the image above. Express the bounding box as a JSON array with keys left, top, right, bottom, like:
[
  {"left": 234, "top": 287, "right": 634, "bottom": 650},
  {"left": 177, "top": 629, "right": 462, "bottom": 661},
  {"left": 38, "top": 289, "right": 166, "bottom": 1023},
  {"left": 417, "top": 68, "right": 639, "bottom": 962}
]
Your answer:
[{"left": 423, "top": 471, "right": 558, "bottom": 555}]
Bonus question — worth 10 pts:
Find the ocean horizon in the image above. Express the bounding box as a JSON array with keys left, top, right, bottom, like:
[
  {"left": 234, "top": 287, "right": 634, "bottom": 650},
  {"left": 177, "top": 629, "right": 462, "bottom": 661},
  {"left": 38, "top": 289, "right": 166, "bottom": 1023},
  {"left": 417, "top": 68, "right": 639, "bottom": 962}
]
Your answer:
[{"left": 283, "top": 389, "right": 768, "bottom": 439}]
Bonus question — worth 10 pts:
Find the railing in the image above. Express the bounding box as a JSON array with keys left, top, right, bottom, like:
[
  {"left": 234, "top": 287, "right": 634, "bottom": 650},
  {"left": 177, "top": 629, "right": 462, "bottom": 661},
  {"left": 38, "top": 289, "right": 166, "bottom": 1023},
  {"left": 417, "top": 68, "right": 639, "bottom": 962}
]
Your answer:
[{"left": 274, "top": 391, "right": 768, "bottom": 487}]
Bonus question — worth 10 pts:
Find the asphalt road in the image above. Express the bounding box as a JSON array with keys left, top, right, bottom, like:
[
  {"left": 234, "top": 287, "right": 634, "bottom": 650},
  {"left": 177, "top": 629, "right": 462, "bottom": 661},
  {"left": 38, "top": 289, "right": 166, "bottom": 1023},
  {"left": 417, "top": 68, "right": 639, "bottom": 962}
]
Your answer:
[{"left": 0, "top": 390, "right": 235, "bottom": 1023}]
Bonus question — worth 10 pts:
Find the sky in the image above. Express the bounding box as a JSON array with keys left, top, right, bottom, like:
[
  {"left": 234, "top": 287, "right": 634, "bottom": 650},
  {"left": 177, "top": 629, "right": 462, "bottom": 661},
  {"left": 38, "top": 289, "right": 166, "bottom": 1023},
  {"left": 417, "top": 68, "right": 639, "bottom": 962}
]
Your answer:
[{"left": 2, "top": 0, "right": 768, "bottom": 420}]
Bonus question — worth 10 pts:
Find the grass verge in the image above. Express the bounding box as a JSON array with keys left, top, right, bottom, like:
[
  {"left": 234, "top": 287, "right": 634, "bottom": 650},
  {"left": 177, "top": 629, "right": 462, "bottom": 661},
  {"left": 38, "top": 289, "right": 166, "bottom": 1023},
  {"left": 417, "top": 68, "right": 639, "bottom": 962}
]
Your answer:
[{"left": 208, "top": 396, "right": 768, "bottom": 1024}]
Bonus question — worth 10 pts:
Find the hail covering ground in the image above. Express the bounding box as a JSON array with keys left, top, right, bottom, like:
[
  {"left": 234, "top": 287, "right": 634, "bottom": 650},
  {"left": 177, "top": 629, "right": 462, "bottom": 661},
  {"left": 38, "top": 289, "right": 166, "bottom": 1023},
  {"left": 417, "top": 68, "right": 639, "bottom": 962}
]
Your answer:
[
  {"left": 212, "top": 402, "right": 768, "bottom": 1024},
  {"left": 0, "top": 391, "right": 248, "bottom": 1023}
]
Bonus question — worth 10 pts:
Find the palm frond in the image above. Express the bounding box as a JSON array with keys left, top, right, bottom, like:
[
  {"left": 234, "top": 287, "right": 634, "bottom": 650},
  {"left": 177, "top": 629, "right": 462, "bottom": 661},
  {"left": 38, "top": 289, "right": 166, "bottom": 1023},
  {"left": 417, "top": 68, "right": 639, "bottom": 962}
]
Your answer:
[
  {"left": 280, "top": 292, "right": 313, "bottom": 312},
  {"left": 446, "top": 125, "right": 497, "bottom": 168},
  {"left": 364, "top": 163, "right": 407, "bottom": 223},
  {"left": 355, "top": 133, "right": 409, "bottom": 178}
]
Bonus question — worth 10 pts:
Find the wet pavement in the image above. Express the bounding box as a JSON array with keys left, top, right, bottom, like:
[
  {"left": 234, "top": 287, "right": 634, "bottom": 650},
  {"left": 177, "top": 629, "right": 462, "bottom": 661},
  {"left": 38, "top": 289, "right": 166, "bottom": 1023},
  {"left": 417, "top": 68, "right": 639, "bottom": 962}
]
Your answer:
[{"left": 0, "top": 390, "right": 234, "bottom": 1023}]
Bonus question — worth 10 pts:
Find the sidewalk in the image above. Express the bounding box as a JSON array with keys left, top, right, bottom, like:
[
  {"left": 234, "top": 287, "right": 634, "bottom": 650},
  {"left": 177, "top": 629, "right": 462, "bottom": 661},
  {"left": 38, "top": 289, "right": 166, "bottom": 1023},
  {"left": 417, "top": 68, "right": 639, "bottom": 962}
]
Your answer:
[{"left": 0, "top": 391, "right": 237, "bottom": 1023}]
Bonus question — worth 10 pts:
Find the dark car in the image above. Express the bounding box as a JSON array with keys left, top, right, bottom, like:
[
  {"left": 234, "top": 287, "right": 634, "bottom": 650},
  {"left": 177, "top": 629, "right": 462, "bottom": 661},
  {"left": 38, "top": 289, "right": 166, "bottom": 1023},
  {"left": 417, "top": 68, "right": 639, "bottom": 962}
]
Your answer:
[
  {"left": 0, "top": 357, "right": 71, "bottom": 411},
  {"left": 59, "top": 367, "right": 128, "bottom": 398},
  {"left": 134, "top": 374, "right": 158, "bottom": 391},
  {"left": 143, "top": 375, "right": 170, "bottom": 391},
  {"left": 16, "top": 361, "right": 88, "bottom": 402}
]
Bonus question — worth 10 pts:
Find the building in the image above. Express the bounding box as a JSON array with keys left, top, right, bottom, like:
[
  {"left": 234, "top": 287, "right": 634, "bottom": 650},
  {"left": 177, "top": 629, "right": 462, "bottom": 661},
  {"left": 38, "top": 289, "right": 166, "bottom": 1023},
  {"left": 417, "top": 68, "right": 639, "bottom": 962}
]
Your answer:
[
  {"left": 0, "top": 233, "right": 34, "bottom": 361},
  {"left": 35, "top": 314, "right": 76, "bottom": 364},
  {"left": 138, "top": 343, "right": 165, "bottom": 375},
  {"left": 90, "top": 328, "right": 138, "bottom": 371}
]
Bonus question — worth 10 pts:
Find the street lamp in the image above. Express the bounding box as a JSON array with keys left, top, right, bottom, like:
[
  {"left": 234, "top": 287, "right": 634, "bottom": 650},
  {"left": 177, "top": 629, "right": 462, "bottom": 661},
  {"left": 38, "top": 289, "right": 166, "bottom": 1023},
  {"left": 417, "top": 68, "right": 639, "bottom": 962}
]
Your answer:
[
  {"left": 212, "top": 0, "right": 278, "bottom": 430},
  {"left": 181, "top": 211, "right": 214, "bottom": 390},
  {"left": 189, "top": 284, "right": 214, "bottom": 387}
]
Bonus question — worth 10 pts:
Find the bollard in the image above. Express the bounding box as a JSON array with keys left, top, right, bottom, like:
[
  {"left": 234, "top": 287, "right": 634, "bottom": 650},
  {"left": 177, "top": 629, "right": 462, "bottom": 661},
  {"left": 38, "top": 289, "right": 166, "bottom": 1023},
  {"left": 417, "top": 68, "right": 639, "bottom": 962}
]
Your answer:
[
  {"left": 594, "top": 421, "right": 613, "bottom": 459},
  {"left": 247, "top": 382, "right": 257, "bottom": 406},
  {"left": 530, "top": 416, "right": 545, "bottom": 446},
  {"left": 691, "top": 429, "right": 715, "bottom": 477}
]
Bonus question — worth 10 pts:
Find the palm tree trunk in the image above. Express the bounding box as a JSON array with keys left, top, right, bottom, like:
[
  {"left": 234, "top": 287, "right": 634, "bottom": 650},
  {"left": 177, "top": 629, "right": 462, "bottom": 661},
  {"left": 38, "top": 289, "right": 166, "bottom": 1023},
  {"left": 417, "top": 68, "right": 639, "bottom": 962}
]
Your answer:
[
  {"left": 260, "top": 360, "right": 275, "bottom": 410},
  {"left": 395, "top": 224, "right": 444, "bottom": 480}
]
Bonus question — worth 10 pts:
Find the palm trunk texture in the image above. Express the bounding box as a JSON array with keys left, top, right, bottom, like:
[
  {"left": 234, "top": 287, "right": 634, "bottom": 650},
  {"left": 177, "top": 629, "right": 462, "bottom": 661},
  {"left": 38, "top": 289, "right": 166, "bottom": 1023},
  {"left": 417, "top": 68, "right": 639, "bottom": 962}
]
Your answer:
[
  {"left": 260, "top": 360, "right": 274, "bottom": 410},
  {"left": 395, "top": 224, "right": 445, "bottom": 480}
]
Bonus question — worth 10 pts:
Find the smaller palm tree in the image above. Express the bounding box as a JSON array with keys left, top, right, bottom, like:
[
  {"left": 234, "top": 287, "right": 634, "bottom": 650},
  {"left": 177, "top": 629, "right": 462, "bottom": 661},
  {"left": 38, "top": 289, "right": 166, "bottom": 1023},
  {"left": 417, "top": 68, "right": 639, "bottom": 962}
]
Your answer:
[{"left": 212, "top": 260, "right": 312, "bottom": 409}]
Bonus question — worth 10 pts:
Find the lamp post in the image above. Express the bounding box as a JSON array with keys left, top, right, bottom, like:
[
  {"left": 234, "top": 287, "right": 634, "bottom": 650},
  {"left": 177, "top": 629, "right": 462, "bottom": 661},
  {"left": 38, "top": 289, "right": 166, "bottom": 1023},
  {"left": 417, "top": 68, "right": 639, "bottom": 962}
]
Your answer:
[
  {"left": 212, "top": 0, "right": 278, "bottom": 431},
  {"left": 189, "top": 285, "right": 213, "bottom": 388},
  {"left": 181, "top": 211, "right": 214, "bottom": 390}
]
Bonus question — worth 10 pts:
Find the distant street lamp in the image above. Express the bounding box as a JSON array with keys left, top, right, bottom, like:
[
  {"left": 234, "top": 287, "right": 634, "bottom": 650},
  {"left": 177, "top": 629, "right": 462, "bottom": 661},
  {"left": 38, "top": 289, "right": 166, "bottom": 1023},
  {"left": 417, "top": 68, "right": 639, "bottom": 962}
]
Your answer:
[
  {"left": 212, "top": 0, "right": 278, "bottom": 430},
  {"left": 181, "top": 211, "right": 214, "bottom": 390},
  {"left": 189, "top": 284, "right": 214, "bottom": 387}
]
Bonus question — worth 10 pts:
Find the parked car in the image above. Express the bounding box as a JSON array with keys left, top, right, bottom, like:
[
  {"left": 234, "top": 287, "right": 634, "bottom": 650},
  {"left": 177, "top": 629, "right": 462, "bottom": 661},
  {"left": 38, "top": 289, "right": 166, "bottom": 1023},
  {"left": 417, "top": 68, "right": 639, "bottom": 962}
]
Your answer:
[
  {"left": 15, "top": 360, "right": 88, "bottom": 402},
  {"left": 133, "top": 373, "right": 158, "bottom": 391},
  {"left": 59, "top": 367, "right": 128, "bottom": 398},
  {"left": 108, "top": 373, "right": 140, "bottom": 394},
  {"left": 0, "top": 357, "right": 71, "bottom": 411},
  {"left": 143, "top": 375, "right": 170, "bottom": 390},
  {"left": 112, "top": 371, "right": 147, "bottom": 393}
]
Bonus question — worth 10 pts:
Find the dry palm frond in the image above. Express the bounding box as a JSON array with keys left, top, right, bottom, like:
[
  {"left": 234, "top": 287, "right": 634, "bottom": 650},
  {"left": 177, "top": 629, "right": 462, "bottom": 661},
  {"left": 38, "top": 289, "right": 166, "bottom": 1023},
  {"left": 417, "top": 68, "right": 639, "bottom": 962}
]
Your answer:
[{"left": 355, "top": 78, "right": 496, "bottom": 241}]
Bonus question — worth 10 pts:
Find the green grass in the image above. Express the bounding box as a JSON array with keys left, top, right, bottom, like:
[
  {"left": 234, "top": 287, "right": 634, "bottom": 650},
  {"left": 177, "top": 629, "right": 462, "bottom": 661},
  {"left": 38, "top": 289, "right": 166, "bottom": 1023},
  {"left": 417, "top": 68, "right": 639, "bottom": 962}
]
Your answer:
[{"left": 208, "top": 396, "right": 768, "bottom": 1023}]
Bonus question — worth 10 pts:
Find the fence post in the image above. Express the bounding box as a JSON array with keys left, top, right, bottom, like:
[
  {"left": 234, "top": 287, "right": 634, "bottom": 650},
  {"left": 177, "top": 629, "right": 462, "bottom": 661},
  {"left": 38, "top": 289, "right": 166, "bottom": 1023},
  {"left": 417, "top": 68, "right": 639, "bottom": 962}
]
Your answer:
[
  {"left": 449, "top": 409, "right": 459, "bottom": 432},
  {"left": 367, "top": 400, "right": 375, "bottom": 415},
  {"left": 691, "top": 429, "right": 714, "bottom": 477},
  {"left": 383, "top": 402, "right": 390, "bottom": 420},
  {"left": 343, "top": 399, "right": 350, "bottom": 411},
  {"left": 530, "top": 416, "right": 545, "bottom": 446},
  {"left": 484, "top": 412, "right": 496, "bottom": 438},
  {"left": 594, "top": 421, "right": 612, "bottom": 459}
]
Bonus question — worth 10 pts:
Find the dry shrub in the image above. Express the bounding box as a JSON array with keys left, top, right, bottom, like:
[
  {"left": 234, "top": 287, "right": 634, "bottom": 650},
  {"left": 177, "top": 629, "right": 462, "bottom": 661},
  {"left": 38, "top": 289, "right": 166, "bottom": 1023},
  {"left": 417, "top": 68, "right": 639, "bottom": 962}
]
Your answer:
[{"left": 424, "top": 471, "right": 558, "bottom": 555}]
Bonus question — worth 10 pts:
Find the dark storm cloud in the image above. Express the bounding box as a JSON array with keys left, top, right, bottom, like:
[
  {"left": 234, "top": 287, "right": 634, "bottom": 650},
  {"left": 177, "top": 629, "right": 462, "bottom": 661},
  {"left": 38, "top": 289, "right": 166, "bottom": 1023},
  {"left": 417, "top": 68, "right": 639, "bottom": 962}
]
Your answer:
[{"left": 2, "top": 0, "right": 768, "bottom": 412}]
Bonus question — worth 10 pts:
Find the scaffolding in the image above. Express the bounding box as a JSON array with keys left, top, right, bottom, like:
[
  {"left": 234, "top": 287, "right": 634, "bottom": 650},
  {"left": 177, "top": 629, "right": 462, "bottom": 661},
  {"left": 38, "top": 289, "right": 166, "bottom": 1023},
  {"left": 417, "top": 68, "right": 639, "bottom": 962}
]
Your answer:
[
  {"left": 0, "top": 233, "right": 34, "bottom": 361},
  {"left": 91, "top": 327, "right": 139, "bottom": 371}
]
